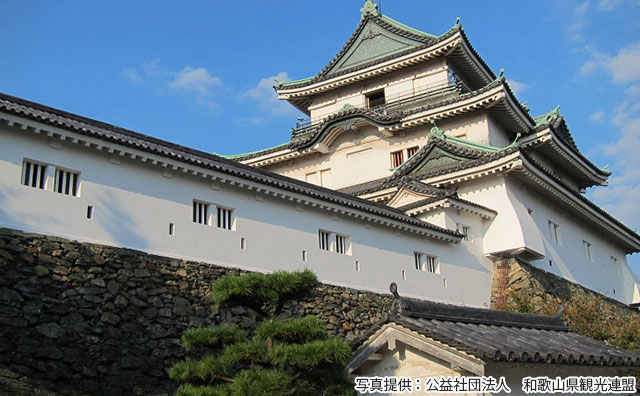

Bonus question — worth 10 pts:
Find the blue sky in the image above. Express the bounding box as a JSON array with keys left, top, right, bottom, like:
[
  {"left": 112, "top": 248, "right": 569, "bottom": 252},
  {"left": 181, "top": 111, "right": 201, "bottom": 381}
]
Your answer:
[{"left": 2, "top": 1, "right": 640, "bottom": 267}]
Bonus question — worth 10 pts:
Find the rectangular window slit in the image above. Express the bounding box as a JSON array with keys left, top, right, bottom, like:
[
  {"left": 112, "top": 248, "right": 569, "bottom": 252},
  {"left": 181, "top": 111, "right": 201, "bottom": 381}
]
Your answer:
[
  {"left": 548, "top": 220, "right": 560, "bottom": 244},
  {"left": 54, "top": 168, "right": 80, "bottom": 196},
  {"left": 169, "top": 223, "right": 175, "bottom": 235},
  {"left": 302, "top": 250, "right": 307, "bottom": 262},
  {"left": 402, "top": 270, "right": 406, "bottom": 281},
  {"left": 583, "top": 240, "right": 593, "bottom": 262},
  {"left": 22, "top": 160, "right": 47, "bottom": 190},
  {"left": 193, "top": 201, "right": 209, "bottom": 225},
  {"left": 355, "top": 261, "right": 360, "bottom": 272},
  {"left": 86, "top": 205, "right": 93, "bottom": 220},
  {"left": 240, "top": 238, "right": 246, "bottom": 250},
  {"left": 414, "top": 252, "right": 438, "bottom": 273},
  {"left": 318, "top": 231, "right": 330, "bottom": 251},
  {"left": 217, "top": 206, "right": 234, "bottom": 230}
]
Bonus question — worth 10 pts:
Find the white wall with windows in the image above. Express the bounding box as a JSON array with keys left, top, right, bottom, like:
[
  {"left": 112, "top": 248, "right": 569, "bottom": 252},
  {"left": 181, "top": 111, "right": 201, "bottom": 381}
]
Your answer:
[
  {"left": 458, "top": 176, "right": 637, "bottom": 303},
  {"left": 0, "top": 123, "right": 493, "bottom": 306}
]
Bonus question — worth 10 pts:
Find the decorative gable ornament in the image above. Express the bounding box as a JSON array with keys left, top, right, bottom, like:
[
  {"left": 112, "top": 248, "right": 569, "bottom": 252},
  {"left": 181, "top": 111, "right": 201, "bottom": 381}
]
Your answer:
[{"left": 360, "top": 0, "right": 380, "bottom": 17}]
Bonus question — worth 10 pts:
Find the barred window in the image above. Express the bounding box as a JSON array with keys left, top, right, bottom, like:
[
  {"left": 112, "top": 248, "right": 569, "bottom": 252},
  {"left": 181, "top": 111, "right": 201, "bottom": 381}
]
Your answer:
[
  {"left": 415, "top": 252, "right": 439, "bottom": 273},
  {"left": 217, "top": 206, "right": 233, "bottom": 230},
  {"left": 406, "top": 146, "right": 419, "bottom": 157},
  {"left": 54, "top": 168, "right": 79, "bottom": 196},
  {"left": 390, "top": 150, "right": 404, "bottom": 168},
  {"left": 193, "top": 201, "right": 210, "bottom": 225},
  {"left": 318, "top": 230, "right": 330, "bottom": 251},
  {"left": 335, "top": 234, "right": 347, "bottom": 254},
  {"left": 22, "top": 160, "right": 47, "bottom": 190},
  {"left": 457, "top": 224, "right": 471, "bottom": 241}
]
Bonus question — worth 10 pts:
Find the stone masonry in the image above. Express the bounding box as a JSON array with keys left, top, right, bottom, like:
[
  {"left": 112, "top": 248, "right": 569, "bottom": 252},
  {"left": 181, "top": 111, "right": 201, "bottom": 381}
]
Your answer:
[{"left": 0, "top": 228, "right": 392, "bottom": 395}]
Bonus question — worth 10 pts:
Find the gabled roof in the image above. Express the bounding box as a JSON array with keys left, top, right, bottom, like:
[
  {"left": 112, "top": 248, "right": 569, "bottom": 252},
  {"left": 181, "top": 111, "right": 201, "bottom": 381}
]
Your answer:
[
  {"left": 234, "top": 78, "right": 530, "bottom": 164},
  {"left": 336, "top": 133, "right": 518, "bottom": 197},
  {"left": 0, "top": 91, "right": 462, "bottom": 242},
  {"left": 350, "top": 297, "right": 640, "bottom": 370},
  {"left": 276, "top": 1, "right": 496, "bottom": 105},
  {"left": 391, "top": 127, "right": 518, "bottom": 180},
  {"left": 531, "top": 107, "right": 611, "bottom": 181},
  {"left": 278, "top": 1, "right": 440, "bottom": 91}
]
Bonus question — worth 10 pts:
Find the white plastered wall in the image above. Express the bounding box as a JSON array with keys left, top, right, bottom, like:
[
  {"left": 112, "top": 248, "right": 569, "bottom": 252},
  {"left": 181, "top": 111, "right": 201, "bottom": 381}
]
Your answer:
[
  {"left": 265, "top": 113, "right": 511, "bottom": 191},
  {"left": 308, "top": 60, "right": 448, "bottom": 123},
  {"left": 456, "top": 175, "right": 636, "bottom": 303},
  {"left": 0, "top": 124, "right": 492, "bottom": 307}
]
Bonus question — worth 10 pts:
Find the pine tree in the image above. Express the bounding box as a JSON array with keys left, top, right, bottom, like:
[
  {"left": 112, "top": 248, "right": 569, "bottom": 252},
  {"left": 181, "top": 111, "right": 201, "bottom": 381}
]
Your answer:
[{"left": 169, "top": 269, "right": 356, "bottom": 396}]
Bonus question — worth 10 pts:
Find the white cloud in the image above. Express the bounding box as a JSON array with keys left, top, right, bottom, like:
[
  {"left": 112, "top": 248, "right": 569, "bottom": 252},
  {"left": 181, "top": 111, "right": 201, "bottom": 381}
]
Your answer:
[
  {"left": 168, "top": 67, "right": 221, "bottom": 96},
  {"left": 506, "top": 79, "right": 529, "bottom": 96},
  {"left": 592, "top": 117, "right": 640, "bottom": 227},
  {"left": 590, "top": 111, "right": 605, "bottom": 122},
  {"left": 567, "top": 1, "right": 590, "bottom": 41},
  {"left": 609, "top": 42, "right": 640, "bottom": 83},
  {"left": 580, "top": 42, "right": 640, "bottom": 83},
  {"left": 596, "top": 0, "right": 622, "bottom": 10},
  {"left": 240, "top": 72, "right": 300, "bottom": 122},
  {"left": 122, "top": 60, "right": 221, "bottom": 110}
]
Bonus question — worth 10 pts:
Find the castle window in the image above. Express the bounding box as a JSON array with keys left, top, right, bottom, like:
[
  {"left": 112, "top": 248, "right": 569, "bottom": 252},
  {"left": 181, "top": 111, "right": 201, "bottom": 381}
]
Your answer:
[
  {"left": 217, "top": 206, "right": 234, "bottom": 230},
  {"left": 335, "top": 234, "right": 348, "bottom": 254},
  {"left": 193, "top": 200, "right": 210, "bottom": 225},
  {"left": 390, "top": 150, "right": 404, "bottom": 168},
  {"left": 457, "top": 224, "right": 471, "bottom": 241},
  {"left": 583, "top": 240, "right": 593, "bottom": 262},
  {"left": 318, "top": 230, "right": 350, "bottom": 255},
  {"left": 318, "top": 230, "right": 330, "bottom": 251},
  {"left": 366, "top": 90, "right": 385, "bottom": 108},
  {"left": 611, "top": 256, "right": 620, "bottom": 275},
  {"left": 87, "top": 205, "right": 94, "bottom": 220},
  {"left": 54, "top": 168, "right": 80, "bottom": 196},
  {"left": 415, "top": 252, "right": 438, "bottom": 273},
  {"left": 406, "top": 146, "right": 419, "bottom": 158},
  {"left": 22, "top": 160, "right": 47, "bottom": 190},
  {"left": 548, "top": 220, "right": 560, "bottom": 245},
  {"left": 169, "top": 223, "right": 175, "bottom": 235}
]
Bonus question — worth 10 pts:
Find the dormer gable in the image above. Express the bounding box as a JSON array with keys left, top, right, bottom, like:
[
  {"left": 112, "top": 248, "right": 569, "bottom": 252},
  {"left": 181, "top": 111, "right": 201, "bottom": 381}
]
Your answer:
[{"left": 391, "top": 123, "right": 519, "bottom": 180}]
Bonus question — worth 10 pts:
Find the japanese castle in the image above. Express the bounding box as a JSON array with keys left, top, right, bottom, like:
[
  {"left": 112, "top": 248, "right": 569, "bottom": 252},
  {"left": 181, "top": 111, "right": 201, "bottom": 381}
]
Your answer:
[{"left": 1, "top": 0, "right": 638, "bottom": 309}]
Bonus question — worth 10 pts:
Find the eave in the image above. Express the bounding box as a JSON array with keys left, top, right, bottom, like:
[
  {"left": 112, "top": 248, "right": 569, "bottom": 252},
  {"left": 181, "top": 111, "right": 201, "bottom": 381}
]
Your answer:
[
  {"left": 346, "top": 322, "right": 486, "bottom": 376},
  {"left": 508, "top": 155, "right": 640, "bottom": 253},
  {"left": 277, "top": 29, "right": 486, "bottom": 107},
  {"left": 0, "top": 95, "right": 463, "bottom": 244},
  {"left": 382, "top": 79, "right": 534, "bottom": 135},
  {"left": 520, "top": 128, "right": 610, "bottom": 188},
  {"left": 398, "top": 197, "right": 498, "bottom": 220}
]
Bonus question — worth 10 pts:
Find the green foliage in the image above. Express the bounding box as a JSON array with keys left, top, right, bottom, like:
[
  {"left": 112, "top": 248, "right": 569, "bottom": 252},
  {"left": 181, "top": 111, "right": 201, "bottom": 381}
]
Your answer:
[
  {"left": 269, "top": 338, "right": 352, "bottom": 369},
  {"left": 563, "top": 295, "right": 640, "bottom": 351},
  {"left": 228, "top": 369, "right": 292, "bottom": 396},
  {"left": 221, "top": 340, "right": 270, "bottom": 365},
  {"left": 181, "top": 326, "right": 244, "bottom": 351},
  {"left": 171, "top": 270, "right": 355, "bottom": 396},
  {"left": 175, "top": 383, "right": 229, "bottom": 396},
  {"left": 169, "top": 355, "right": 230, "bottom": 383},
  {"left": 211, "top": 269, "right": 318, "bottom": 310},
  {"left": 254, "top": 316, "right": 327, "bottom": 343}
]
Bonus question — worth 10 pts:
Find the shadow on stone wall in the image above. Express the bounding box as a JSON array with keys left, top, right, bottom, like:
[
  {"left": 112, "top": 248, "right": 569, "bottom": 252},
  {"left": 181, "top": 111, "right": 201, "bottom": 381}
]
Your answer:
[{"left": 0, "top": 228, "right": 392, "bottom": 396}]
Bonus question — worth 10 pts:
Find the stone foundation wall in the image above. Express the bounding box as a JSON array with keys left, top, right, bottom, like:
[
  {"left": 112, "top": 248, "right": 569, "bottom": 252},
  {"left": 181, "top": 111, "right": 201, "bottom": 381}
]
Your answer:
[
  {"left": 0, "top": 228, "right": 393, "bottom": 396},
  {"left": 490, "top": 258, "right": 637, "bottom": 318}
]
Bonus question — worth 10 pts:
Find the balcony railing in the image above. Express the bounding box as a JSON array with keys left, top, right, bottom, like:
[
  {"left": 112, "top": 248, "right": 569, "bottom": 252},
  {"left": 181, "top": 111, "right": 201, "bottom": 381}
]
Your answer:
[{"left": 291, "top": 78, "right": 468, "bottom": 137}]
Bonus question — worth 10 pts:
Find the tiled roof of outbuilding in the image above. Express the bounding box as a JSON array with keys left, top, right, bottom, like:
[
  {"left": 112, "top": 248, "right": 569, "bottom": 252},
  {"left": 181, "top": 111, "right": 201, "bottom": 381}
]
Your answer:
[
  {"left": 0, "top": 92, "right": 460, "bottom": 240},
  {"left": 356, "top": 298, "right": 640, "bottom": 366}
]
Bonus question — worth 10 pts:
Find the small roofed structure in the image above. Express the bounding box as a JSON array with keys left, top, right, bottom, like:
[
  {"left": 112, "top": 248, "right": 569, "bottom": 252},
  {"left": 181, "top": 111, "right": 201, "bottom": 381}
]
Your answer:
[{"left": 347, "top": 283, "right": 640, "bottom": 395}]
